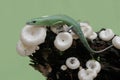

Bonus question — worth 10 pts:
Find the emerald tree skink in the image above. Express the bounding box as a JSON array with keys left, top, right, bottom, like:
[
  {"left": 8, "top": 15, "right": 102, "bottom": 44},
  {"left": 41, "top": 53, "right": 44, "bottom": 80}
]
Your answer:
[{"left": 26, "top": 15, "right": 113, "bottom": 53}]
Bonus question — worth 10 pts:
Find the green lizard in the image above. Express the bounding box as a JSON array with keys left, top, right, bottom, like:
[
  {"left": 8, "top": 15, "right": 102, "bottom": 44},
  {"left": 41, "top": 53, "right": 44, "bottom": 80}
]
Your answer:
[{"left": 26, "top": 15, "right": 113, "bottom": 53}]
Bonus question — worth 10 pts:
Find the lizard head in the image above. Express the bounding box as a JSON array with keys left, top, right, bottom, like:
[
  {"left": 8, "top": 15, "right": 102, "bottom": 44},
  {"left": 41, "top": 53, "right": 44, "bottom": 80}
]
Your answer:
[
  {"left": 26, "top": 18, "right": 43, "bottom": 25},
  {"left": 26, "top": 15, "right": 55, "bottom": 26}
]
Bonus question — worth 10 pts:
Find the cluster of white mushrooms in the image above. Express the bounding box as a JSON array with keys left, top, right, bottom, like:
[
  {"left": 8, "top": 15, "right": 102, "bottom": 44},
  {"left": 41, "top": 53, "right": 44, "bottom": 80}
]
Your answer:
[
  {"left": 16, "top": 21, "right": 120, "bottom": 80},
  {"left": 60, "top": 57, "right": 101, "bottom": 80},
  {"left": 99, "top": 28, "right": 120, "bottom": 49},
  {"left": 16, "top": 23, "right": 96, "bottom": 56},
  {"left": 16, "top": 25, "right": 46, "bottom": 56},
  {"left": 50, "top": 23, "right": 97, "bottom": 51},
  {"left": 16, "top": 22, "right": 120, "bottom": 56}
]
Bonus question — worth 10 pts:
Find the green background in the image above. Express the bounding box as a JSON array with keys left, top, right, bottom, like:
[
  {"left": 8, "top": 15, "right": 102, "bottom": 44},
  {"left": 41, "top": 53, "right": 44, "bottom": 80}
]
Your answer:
[{"left": 0, "top": 0, "right": 120, "bottom": 80}]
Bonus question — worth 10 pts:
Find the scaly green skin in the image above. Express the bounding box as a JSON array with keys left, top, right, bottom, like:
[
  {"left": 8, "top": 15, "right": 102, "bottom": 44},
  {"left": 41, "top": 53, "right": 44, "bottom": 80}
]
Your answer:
[{"left": 26, "top": 15, "right": 113, "bottom": 53}]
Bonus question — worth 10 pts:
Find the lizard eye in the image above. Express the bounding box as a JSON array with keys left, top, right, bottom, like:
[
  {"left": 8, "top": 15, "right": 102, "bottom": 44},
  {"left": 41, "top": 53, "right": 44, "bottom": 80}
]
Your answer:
[{"left": 32, "top": 20, "right": 36, "bottom": 23}]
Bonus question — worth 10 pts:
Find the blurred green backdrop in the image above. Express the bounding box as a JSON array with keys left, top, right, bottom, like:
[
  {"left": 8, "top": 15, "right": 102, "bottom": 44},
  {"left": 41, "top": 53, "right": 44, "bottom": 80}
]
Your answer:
[{"left": 0, "top": 0, "right": 120, "bottom": 80}]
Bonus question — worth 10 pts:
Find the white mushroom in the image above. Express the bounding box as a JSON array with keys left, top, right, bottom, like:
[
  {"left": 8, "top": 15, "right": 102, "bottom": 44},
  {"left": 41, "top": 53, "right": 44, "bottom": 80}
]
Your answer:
[
  {"left": 50, "top": 26, "right": 62, "bottom": 34},
  {"left": 54, "top": 32, "right": 73, "bottom": 51},
  {"left": 50, "top": 24, "right": 67, "bottom": 34},
  {"left": 36, "top": 46, "right": 40, "bottom": 50},
  {"left": 99, "top": 29, "right": 114, "bottom": 41},
  {"left": 20, "top": 25, "right": 47, "bottom": 46},
  {"left": 87, "top": 32, "right": 97, "bottom": 40},
  {"left": 78, "top": 69, "right": 97, "bottom": 80},
  {"left": 112, "top": 36, "right": 120, "bottom": 49},
  {"left": 86, "top": 60, "right": 101, "bottom": 73},
  {"left": 80, "top": 22, "right": 93, "bottom": 38},
  {"left": 16, "top": 40, "right": 38, "bottom": 56},
  {"left": 60, "top": 65, "right": 67, "bottom": 71},
  {"left": 66, "top": 57, "right": 80, "bottom": 69},
  {"left": 63, "top": 24, "right": 70, "bottom": 32},
  {"left": 63, "top": 24, "right": 79, "bottom": 39}
]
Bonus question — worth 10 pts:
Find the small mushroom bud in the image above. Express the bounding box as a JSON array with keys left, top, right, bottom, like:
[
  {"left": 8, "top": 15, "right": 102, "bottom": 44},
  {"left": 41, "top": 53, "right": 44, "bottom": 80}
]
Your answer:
[{"left": 60, "top": 65, "right": 67, "bottom": 71}]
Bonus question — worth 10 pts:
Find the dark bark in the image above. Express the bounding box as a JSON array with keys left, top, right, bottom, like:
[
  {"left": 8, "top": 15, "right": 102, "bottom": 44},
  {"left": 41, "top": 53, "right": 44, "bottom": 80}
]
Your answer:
[{"left": 29, "top": 28, "right": 120, "bottom": 80}]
